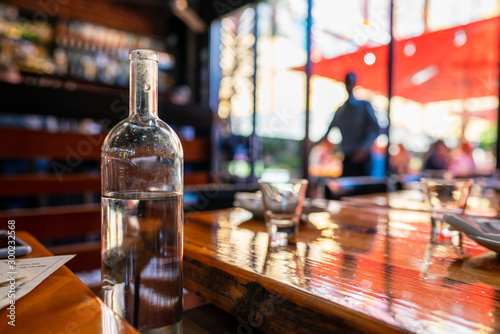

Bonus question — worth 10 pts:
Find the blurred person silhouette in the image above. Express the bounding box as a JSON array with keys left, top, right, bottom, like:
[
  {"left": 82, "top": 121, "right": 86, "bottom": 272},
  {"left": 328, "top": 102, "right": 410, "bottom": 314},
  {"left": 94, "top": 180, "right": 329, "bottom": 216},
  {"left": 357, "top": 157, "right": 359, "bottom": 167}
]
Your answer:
[
  {"left": 320, "top": 72, "right": 380, "bottom": 177},
  {"left": 308, "top": 139, "right": 342, "bottom": 197},
  {"left": 449, "top": 139, "right": 476, "bottom": 177},
  {"left": 424, "top": 139, "right": 449, "bottom": 171},
  {"left": 309, "top": 139, "right": 339, "bottom": 169},
  {"left": 389, "top": 143, "right": 411, "bottom": 175}
]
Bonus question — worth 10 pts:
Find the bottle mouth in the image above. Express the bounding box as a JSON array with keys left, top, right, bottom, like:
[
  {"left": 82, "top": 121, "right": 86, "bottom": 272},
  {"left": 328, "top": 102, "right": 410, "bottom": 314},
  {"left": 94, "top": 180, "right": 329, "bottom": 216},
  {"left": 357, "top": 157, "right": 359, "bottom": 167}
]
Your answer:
[{"left": 129, "top": 49, "right": 159, "bottom": 62}]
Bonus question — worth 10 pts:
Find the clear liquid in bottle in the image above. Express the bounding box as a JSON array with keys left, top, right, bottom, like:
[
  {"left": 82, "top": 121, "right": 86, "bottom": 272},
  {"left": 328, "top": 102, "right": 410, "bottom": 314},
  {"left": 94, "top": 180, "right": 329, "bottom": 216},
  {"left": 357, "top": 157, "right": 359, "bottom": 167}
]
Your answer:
[{"left": 102, "top": 191, "right": 183, "bottom": 333}]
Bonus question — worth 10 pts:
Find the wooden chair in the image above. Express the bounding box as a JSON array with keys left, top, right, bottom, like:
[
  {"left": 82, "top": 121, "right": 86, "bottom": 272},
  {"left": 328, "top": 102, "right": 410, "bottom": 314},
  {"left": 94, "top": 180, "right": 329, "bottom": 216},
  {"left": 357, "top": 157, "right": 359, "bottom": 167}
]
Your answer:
[{"left": 0, "top": 127, "right": 211, "bottom": 273}]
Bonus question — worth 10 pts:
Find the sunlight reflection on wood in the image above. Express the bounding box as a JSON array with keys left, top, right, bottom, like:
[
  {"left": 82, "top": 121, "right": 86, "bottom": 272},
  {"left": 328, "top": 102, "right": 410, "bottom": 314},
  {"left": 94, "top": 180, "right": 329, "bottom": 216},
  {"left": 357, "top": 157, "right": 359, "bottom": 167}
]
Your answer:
[{"left": 184, "top": 196, "right": 500, "bottom": 333}]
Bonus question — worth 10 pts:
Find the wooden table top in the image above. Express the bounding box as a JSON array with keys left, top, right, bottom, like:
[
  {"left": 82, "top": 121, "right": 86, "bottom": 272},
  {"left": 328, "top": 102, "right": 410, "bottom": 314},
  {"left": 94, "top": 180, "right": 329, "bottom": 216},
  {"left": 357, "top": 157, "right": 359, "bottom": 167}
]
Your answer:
[
  {"left": 0, "top": 232, "right": 139, "bottom": 334},
  {"left": 184, "top": 202, "right": 500, "bottom": 333}
]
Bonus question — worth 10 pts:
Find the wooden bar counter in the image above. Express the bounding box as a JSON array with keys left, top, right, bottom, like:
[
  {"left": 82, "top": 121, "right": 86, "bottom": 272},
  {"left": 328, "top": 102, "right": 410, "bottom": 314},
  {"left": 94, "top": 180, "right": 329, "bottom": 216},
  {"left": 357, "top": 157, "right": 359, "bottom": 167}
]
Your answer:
[
  {"left": 184, "top": 202, "right": 500, "bottom": 333},
  {"left": 0, "top": 232, "right": 139, "bottom": 334}
]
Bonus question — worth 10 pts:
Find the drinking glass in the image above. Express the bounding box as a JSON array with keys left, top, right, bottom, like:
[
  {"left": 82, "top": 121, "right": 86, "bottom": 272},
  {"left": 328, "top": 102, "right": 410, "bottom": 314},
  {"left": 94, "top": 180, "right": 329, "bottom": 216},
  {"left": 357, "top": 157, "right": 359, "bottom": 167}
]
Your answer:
[
  {"left": 258, "top": 179, "right": 308, "bottom": 247},
  {"left": 421, "top": 178, "right": 473, "bottom": 245}
]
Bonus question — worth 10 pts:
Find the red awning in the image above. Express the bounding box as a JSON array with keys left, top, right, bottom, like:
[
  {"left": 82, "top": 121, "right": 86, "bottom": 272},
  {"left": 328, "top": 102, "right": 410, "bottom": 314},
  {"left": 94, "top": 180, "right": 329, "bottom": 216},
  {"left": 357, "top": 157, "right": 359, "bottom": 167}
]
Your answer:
[{"left": 306, "top": 17, "right": 499, "bottom": 103}]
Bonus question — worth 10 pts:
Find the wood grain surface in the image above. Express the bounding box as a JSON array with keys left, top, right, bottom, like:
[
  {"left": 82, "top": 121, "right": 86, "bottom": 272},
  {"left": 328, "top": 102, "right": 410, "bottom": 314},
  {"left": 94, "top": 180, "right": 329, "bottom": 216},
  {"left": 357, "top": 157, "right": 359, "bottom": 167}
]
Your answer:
[
  {"left": 0, "top": 232, "right": 139, "bottom": 334},
  {"left": 184, "top": 199, "right": 500, "bottom": 333}
]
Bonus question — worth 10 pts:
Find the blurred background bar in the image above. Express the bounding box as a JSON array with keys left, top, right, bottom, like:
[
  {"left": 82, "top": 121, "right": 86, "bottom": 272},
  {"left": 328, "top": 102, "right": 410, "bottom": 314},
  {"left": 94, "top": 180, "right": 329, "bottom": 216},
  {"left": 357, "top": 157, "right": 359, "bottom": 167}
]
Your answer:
[{"left": 0, "top": 0, "right": 499, "bottom": 278}]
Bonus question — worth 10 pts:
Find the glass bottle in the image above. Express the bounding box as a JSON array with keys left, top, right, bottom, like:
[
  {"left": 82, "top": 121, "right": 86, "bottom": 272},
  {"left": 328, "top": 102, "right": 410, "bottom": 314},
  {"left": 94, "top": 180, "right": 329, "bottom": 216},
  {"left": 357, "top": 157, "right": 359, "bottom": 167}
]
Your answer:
[{"left": 101, "top": 49, "right": 183, "bottom": 333}]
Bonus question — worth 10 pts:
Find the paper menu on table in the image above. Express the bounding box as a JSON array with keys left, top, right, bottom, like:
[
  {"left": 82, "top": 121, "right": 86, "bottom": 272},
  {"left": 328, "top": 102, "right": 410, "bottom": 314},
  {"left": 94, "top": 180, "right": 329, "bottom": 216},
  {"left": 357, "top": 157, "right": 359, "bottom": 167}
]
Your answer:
[
  {"left": 0, "top": 267, "right": 34, "bottom": 285},
  {"left": 0, "top": 255, "right": 75, "bottom": 310}
]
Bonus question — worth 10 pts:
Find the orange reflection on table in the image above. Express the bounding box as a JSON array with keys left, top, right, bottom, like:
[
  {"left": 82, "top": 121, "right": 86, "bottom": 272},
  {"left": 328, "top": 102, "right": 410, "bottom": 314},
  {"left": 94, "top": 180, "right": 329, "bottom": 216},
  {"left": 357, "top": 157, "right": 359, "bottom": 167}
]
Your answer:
[{"left": 184, "top": 203, "right": 500, "bottom": 333}]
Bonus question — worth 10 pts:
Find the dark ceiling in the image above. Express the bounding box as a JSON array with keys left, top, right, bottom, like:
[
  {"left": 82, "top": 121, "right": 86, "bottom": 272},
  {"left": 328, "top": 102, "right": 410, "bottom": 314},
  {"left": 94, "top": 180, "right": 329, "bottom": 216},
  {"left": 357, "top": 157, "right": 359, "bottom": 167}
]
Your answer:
[{"left": 106, "top": 0, "right": 256, "bottom": 31}]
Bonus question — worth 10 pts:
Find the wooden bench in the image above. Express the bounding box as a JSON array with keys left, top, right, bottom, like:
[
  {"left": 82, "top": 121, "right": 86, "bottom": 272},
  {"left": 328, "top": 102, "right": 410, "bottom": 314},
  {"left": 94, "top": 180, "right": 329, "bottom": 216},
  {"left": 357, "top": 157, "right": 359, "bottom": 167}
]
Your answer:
[{"left": 0, "top": 127, "right": 211, "bottom": 273}]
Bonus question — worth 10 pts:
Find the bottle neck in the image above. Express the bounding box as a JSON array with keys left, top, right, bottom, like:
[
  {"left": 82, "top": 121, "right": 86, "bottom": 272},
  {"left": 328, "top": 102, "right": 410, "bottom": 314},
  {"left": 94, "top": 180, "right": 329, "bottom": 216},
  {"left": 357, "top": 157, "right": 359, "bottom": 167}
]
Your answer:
[{"left": 129, "top": 58, "right": 158, "bottom": 117}]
